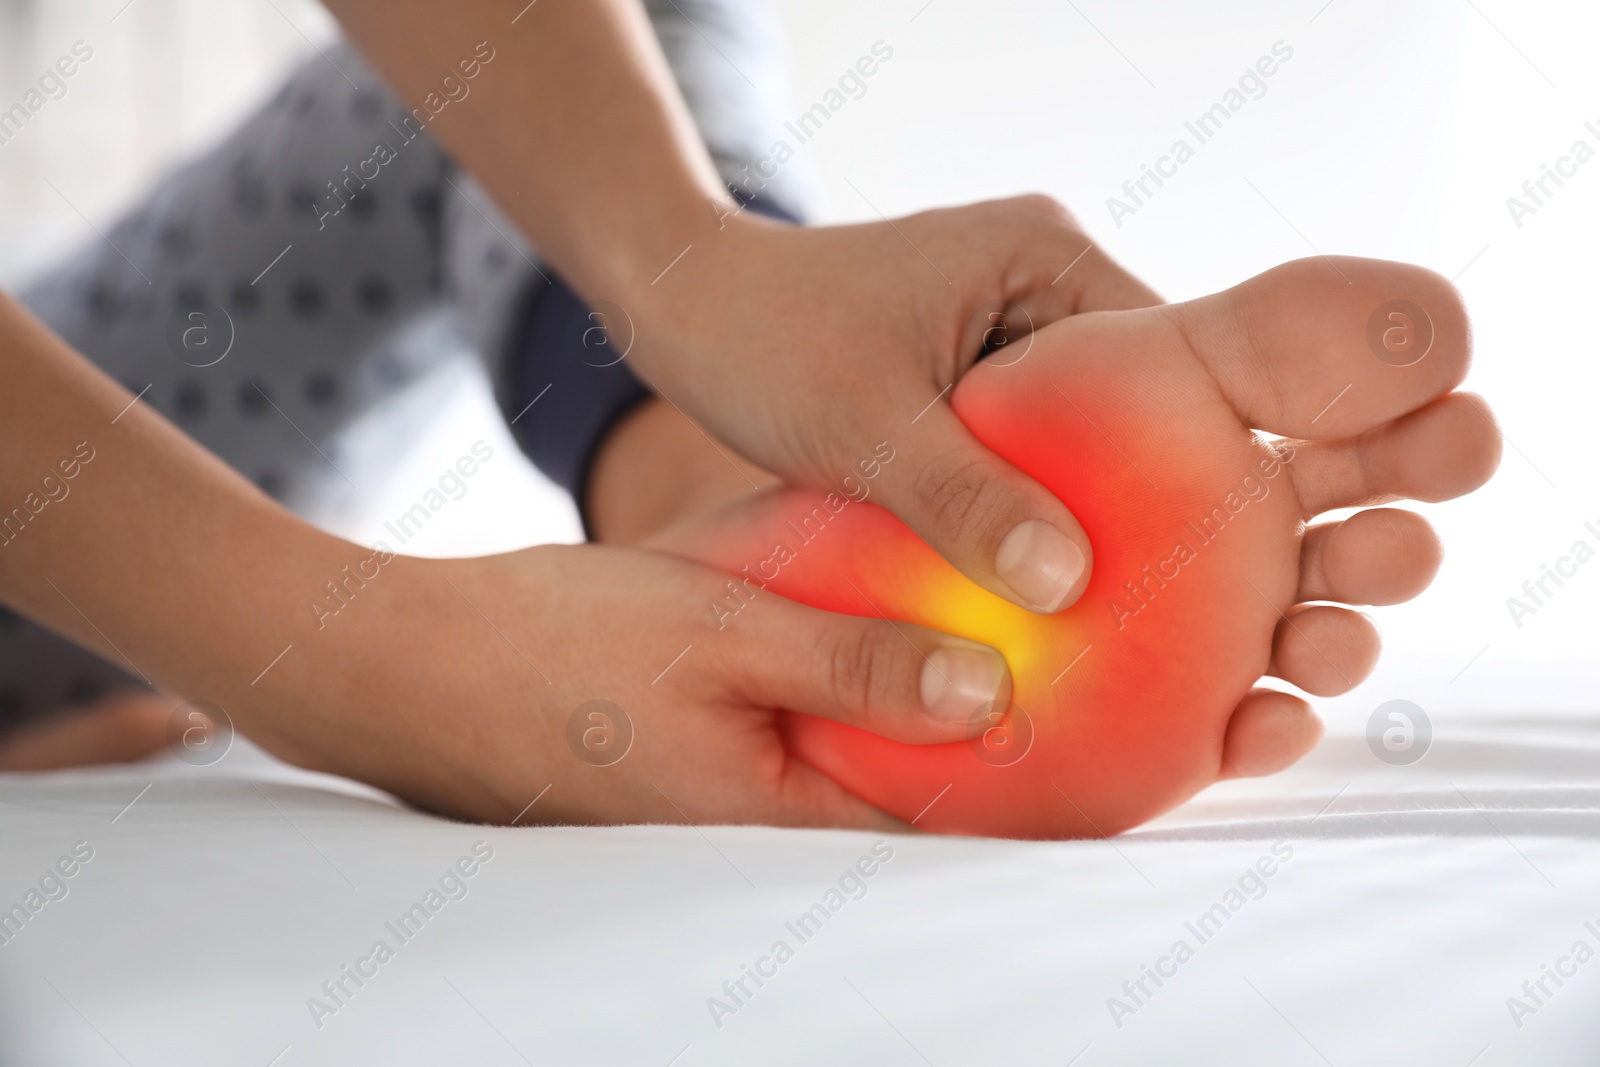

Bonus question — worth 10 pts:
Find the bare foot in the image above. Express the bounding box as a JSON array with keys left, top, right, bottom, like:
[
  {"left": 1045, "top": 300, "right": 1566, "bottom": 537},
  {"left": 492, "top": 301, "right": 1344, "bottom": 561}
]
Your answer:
[
  {"left": 645, "top": 256, "right": 1500, "bottom": 837},
  {"left": 0, "top": 690, "right": 171, "bottom": 771}
]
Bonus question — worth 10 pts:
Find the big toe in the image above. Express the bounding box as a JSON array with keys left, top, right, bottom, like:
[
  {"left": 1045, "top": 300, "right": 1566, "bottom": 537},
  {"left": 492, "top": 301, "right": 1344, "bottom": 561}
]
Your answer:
[{"left": 1166, "top": 255, "right": 1472, "bottom": 441}]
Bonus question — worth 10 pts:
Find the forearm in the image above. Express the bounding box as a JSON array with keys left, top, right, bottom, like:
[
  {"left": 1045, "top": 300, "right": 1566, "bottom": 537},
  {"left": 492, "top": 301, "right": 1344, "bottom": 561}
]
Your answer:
[
  {"left": 0, "top": 294, "right": 395, "bottom": 763},
  {"left": 326, "top": 0, "right": 733, "bottom": 304}
]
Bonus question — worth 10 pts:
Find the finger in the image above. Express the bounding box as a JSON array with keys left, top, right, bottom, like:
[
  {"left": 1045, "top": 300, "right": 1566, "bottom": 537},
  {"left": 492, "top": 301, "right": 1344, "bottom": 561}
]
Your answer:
[
  {"left": 1298, "top": 509, "right": 1443, "bottom": 606},
  {"left": 951, "top": 201, "right": 1163, "bottom": 366},
  {"left": 1288, "top": 392, "right": 1502, "bottom": 516},
  {"left": 1166, "top": 256, "right": 1471, "bottom": 440},
  {"left": 1217, "top": 688, "right": 1324, "bottom": 780},
  {"left": 0, "top": 689, "right": 171, "bottom": 771},
  {"left": 878, "top": 404, "right": 1094, "bottom": 613},
  {"left": 1267, "top": 604, "right": 1380, "bottom": 697},
  {"left": 730, "top": 590, "right": 1013, "bottom": 743},
  {"left": 759, "top": 756, "right": 917, "bottom": 833},
  {"left": 634, "top": 744, "right": 913, "bottom": 832},
  {"left": 956, "top": 195, "right": 1164, "bottom": 339}
]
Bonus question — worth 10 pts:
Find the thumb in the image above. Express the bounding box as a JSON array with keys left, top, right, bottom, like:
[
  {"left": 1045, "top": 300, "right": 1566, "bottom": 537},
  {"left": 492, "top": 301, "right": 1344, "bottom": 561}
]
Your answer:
[
  {"left": 877, "top": 405, "right": 1095, "bottom": 614},
  {"left": 731, "top": 591, "right": 1012, "bottom": 744}
]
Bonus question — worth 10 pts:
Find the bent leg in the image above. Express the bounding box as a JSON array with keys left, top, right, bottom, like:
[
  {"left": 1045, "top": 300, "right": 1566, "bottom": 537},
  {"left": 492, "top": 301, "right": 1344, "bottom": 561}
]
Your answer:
[
  {"left": 2, "top": 44, "right": 454, "bottom": 742},
  {"left": 17, "top": 43, "right": 452, "bottom": 499}
]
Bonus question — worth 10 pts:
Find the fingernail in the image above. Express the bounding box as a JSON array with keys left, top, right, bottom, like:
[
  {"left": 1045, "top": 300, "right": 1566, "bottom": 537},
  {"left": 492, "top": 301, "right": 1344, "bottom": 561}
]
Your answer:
[
  {"left": 995, "top": 519, "right": 1085, "bottom": 613},
  {"left": 920, "top": 643, "right": 1009, "bottom": 722}
]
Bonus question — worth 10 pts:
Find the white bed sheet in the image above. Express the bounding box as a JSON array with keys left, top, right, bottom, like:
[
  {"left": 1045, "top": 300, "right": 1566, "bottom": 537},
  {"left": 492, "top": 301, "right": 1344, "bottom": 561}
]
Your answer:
[{"left": 2, "top": 715, "right": 1598, "bottom": 1067}]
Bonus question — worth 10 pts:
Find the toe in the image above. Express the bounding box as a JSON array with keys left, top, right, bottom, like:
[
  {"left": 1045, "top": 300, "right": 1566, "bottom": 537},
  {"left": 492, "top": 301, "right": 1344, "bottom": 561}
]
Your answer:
[
  {"left": 1286, "top": 391, "right": 1502, "bottom": 516},
  {"left": 1217, "top": 688, "right": 1324, "bottom": 779},
  {"left": 1165, "top": 255, "right": 1471, "bottom": 440},
  {"left": 1298, "top": 508, "right": 1443, "bottom": 605},
  {"left": 1268, "top": 604, "right": 1380, "bottom": 696}
]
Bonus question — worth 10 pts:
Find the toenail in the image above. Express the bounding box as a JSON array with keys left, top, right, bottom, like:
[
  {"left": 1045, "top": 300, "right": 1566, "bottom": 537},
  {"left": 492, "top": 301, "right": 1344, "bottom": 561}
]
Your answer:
[
  {"left": 995, "top": 520, "right": 1085, "bottom": 613},
  {"left": 921, "top": 643, "right": 1008, "bottom": 721}
]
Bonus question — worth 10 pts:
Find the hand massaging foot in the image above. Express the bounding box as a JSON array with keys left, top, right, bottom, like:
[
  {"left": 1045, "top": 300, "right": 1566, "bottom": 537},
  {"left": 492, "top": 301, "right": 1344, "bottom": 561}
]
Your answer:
[{"left": 645, "top": 256, "right": 1501, "bottom": 838}]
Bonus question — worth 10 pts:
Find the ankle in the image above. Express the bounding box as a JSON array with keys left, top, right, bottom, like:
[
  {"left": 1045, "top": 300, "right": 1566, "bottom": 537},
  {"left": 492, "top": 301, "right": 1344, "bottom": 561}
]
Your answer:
[{"left": 586, "top": 399, "right": 774, "bottom": 544}]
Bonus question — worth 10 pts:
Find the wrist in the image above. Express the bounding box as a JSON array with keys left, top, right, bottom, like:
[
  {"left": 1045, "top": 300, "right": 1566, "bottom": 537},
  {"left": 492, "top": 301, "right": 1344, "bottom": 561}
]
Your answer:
[
  {"left": 259, "top": 548, "right": 597, "bottom": 821},
  {"left": 160, "top": 520, "right": 407, "bottom": 750},
  {"left": 576, "top": 180, "right": 740, "bottom": 312},
  {"left": 607, "top": 207, "right": 788, "bottom": 368}
]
